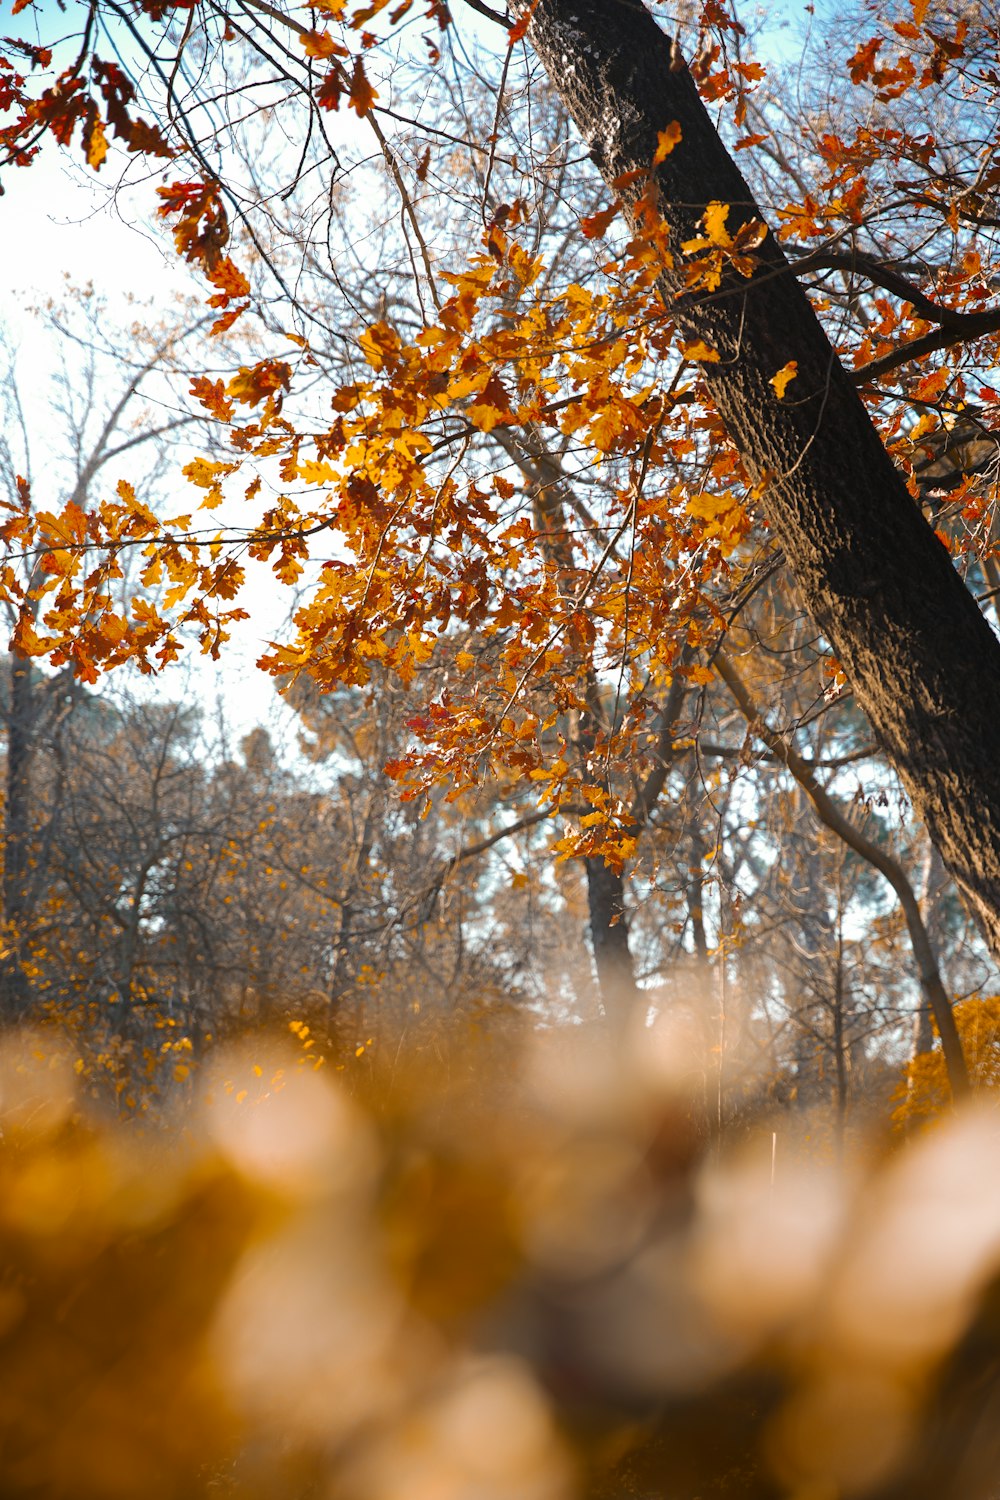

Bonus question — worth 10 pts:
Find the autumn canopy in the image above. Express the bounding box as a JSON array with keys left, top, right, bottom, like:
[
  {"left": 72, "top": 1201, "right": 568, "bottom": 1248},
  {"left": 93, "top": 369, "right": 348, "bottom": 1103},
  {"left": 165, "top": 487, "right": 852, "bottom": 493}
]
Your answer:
[
  {"left": 8, "top": 3, "right": 1000, "bottom": 1493},
  {"left": 3, "top": 0, "right": 1000, "bottom": 1041}
]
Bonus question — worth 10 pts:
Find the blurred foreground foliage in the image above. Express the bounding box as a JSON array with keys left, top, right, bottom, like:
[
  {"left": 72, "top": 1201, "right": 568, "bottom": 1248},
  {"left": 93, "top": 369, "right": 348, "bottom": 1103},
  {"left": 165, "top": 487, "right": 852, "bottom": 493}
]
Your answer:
[{"left": 2, "top": 1014, "right": 1000, "bottom": 1500}]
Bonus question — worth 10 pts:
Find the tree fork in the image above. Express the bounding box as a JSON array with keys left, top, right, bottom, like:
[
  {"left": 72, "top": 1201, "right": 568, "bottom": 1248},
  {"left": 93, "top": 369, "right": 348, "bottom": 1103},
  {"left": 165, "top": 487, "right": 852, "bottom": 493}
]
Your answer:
[{"left": 524, "top": 0, "right": 1000, "bottom": 960}]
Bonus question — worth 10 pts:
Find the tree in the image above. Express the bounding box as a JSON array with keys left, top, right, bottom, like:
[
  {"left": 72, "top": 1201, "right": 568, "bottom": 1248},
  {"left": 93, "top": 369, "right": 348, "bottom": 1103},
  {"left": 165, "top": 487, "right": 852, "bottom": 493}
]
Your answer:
[
  {"left": 519, "top": 0, "right": 1000, "bottom": 955},
  {"left": 2, "top": 0, "right": 1000, "bottom": 1054},
  {"left": 0, "top": 292, "right": 220, "bottom": 1020}
]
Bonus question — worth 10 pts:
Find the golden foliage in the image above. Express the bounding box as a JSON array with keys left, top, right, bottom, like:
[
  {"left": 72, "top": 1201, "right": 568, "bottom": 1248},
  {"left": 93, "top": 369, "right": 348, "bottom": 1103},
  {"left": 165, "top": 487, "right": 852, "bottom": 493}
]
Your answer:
[{"left": 895, "top": 994, "right": 1000, "bottom": 1129}]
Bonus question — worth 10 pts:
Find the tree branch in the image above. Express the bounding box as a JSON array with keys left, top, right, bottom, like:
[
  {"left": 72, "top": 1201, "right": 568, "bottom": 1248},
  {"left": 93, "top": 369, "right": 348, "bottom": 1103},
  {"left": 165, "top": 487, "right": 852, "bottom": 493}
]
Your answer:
[{"left": 714, "top": 647, "right": 969, "bottom": 1100}]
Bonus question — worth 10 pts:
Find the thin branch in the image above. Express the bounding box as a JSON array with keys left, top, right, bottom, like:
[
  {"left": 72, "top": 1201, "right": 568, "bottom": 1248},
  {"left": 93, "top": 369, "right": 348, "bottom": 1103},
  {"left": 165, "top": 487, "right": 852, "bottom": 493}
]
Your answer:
[
  {"left": 853, "top": 308, "right": 1000, "bottom": 386},
  {"left": 237, "top": 0, "right": 440, "bottom": 311},
  {"left": 451, "top": 805, "right": 554, "bottom": 864},
  {"left": 715, "top": 647, "right": 969, "bottom": 1101},
  {"left": 459, "top": 0, "right": 510, "bottom": 26},
  {"left": 788, "top": 245, "right": 970, "bottom": 331}
]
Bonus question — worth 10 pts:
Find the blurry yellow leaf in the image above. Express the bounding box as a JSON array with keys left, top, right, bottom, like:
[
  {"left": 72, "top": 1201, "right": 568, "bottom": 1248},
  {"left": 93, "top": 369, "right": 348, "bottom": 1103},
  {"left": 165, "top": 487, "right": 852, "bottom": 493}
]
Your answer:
[
  {"left": 687, "top": 491, "right": 736, "bottom": 519},
  {"left": 770, "top": 360, "right": 799, "bottom": 400},
  {"left": 703, "top": 201, "right": 732, "bottom": 246},
  {"left": 679, "top": 340, "right": 721, "bottom": 363},
  {"left": 653, "top": 121, "right": 682, "bottom": 164}
]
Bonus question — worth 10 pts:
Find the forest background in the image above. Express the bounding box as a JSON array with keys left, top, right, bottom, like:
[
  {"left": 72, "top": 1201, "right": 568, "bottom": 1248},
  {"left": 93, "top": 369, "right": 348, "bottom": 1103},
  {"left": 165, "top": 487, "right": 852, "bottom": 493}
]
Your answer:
[{"left": 4, "top": 0, "right": 1000, "bottom": 1494}]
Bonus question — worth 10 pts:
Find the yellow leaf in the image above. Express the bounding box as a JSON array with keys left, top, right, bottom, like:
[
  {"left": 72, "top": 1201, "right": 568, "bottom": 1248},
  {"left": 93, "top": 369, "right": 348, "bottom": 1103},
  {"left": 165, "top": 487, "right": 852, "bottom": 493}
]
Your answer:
[
  {"left": 300, "top": 458, "right": 338, "bottom": 484},
  {"left": 653, "top": 120, "right": 682, "bottom": 164},
  {"left": 702, "top": 201, "right": 732, "bottom": 246},
  {"left": 456, "top": 649, "right": 475, "bottom": 671},
  {"left": 770, "top": 360, "right": 799, "bottom": 399},
  {"left": 679, "top": 339, "right": 721, "bottom": 363},
  {"left": 85, "top": 113, "right": 108, "bottom": 170},
  {"left": 687, "top": 491, "right": 735, "bottom": 520}
]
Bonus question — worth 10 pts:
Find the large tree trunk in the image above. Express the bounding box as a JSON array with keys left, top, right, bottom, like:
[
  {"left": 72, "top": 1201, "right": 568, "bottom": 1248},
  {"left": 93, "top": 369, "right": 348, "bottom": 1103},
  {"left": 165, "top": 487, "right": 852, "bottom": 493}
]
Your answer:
[
  {"left": 2, "top": 649, "right": 33, "bottom": 1022},
  {"left": 524, "top": 0, "right": 1000, "bottom": 959}
]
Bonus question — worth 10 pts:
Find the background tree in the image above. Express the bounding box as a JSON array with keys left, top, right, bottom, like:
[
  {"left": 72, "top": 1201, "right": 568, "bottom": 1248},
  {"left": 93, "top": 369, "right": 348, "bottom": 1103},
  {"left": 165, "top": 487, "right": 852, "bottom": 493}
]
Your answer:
[{"left": 3, "top": 0, "right": 1000, "bottom": 1106}]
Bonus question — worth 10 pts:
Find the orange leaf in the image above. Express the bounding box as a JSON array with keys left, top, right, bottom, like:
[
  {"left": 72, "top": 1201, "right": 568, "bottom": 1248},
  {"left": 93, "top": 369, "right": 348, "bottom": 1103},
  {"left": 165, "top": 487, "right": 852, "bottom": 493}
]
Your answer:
[
  {"left": 467, "top": 372, "right": 514, "bottom": 431},
  {"left": 348, "top": 57, "right": 377, "bottom": 116},
  {"left": 507, "top": 0, "right": 538, "bottom": 44},
  {"left": 227, "top": 360, "right": 292, "bottom": 407},
  {"left": 301, "top": 29, "right": 345, "bottom": 57},
  {"left": 190, "top": 376, "right": 235, "bottom": 422},
  {"left": 580, "top": 203, "right": 621, "bottom": 239},
  {"left": 653, "top": 120, "right": 682, "bottom": 165},
  {"left": 849, "top": 36, "right": 882, "bottom": 83},
  {"left": 317, "top": 70, "right": 344, "bottom": 110},
  {"left": 210, "top": 306, "right": 247, "bottom": 336},
  {"left": 207, "top": 256, "right": 250, "bottom": 299}
]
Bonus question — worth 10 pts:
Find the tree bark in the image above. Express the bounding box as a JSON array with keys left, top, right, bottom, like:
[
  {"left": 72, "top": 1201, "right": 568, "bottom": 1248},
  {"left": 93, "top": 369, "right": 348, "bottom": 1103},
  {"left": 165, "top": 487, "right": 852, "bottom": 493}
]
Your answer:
[
  {"left": 524, "top": 0, "right": 1000, "bottom": 959},
  {"left": 584, "top": 851, "right": 637, "bottom": 1022},
  {"left": 1, "top": 649, "right": 34, "bottom": 1023}
]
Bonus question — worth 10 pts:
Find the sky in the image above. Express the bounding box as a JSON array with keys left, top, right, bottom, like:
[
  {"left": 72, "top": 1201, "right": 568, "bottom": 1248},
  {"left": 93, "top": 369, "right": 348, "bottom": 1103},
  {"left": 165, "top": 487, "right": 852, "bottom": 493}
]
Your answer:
[{"left": 0, "top": 139, "right": 304, "bottom": 741}]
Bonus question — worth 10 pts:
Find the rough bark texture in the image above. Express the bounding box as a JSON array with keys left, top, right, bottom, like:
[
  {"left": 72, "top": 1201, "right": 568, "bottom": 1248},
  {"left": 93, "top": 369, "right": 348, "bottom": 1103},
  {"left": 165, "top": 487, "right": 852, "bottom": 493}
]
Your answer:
[
  {"left": 525, "top": 0, "right": 1000, "bottom": 959},
  {"left": 584, "top": 852, "right": 637, "bottom": 1020},
  {"left": 2, "top": 650, "right": 33, "bottom": 1022}
]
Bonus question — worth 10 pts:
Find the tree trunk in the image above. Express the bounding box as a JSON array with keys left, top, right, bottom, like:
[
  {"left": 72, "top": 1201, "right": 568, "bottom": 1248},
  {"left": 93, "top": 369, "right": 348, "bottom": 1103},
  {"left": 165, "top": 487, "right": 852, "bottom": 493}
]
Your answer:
[
  {"left": 507, "top": 424, "right": 644, "bottom": 1019},
  {"left": 584, "top": 853, "right": 637, "bottom": 1024},
  {"left": 525, "top": 0, "right": 1000, "bottom": 959},
  {"left": 2, "top": 649, "right": 33, "bottom": 1022}
]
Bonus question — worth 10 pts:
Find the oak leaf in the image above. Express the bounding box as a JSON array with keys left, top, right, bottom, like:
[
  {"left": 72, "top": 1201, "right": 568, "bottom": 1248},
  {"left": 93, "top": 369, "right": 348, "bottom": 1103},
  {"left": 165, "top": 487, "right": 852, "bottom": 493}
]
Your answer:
[
  {"left": 678, "top": 339, "right": 721, "bottom": 363},
  {"left": 348, "top": 57, "right": 377, "bottom": 115},
  {"left": 770, "top": 361, "right": 798, "bottom": 399},
  {"left": 82, "top": 105, "right": 107, "bottom": 169},
  {"left": 581, "top": 203, "right": 621, "bottom": 239},
  {"left": 190, "top": 377, "right": 235, "bottom": 422},
  {"left": 653, "top": 121, "right": 682, "bottom": 164}
]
